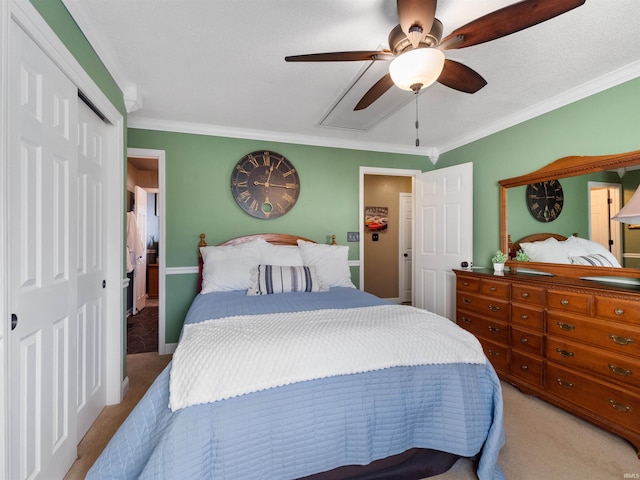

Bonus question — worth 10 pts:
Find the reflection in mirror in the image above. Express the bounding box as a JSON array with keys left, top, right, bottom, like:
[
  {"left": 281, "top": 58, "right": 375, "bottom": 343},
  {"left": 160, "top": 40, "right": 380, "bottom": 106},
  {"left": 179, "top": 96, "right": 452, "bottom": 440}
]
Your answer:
[
  {"left": 499, "top": 149, "right": 640, "bottom": 279},
  {"left": 507, "top": 170, "right": 640, "bottom": 268}
]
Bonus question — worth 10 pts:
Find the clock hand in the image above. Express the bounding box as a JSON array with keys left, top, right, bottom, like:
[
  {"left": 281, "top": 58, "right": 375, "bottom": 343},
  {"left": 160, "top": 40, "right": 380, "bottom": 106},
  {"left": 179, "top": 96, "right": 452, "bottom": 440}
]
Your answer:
[
  {"left": 253, "top": 181, "right": 297, "bottom": 189},
  {"left": 265, "top": 165, "right": 274, "bottom": 186}
]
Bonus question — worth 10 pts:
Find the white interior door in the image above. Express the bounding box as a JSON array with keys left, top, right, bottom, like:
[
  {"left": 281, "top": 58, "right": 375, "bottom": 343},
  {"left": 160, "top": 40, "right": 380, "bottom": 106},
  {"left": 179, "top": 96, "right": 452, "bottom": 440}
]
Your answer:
[
  {"left": 133, "top": 185, "right": 148, "bottom": 313},
  {"left": 414, "top": 163, "right": 473, "bottom": 320},
  {"left": 398, "top": 193, "right": 413, "bottom": 304},
  {"left": 589, "top": 182, "right": 622, "bottom": 264},
  {"left": 75, "top": 99, "right": 108, "bottom": 439},
  {"left": 8, "top": 21, "right": 79, "bottom": 480}
]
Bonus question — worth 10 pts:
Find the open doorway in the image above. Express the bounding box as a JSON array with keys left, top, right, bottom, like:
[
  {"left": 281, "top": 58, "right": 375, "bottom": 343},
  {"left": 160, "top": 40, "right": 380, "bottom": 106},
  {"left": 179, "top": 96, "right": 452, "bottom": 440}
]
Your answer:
[
  {"left": 588, "top": 181, "right": 622, "bottom": 265},
  {"left": 127, "top": 153, "right": 161, "bottom": 354},
  {"left": 360, "top": 167, "right": 419, "bottom": 303}
]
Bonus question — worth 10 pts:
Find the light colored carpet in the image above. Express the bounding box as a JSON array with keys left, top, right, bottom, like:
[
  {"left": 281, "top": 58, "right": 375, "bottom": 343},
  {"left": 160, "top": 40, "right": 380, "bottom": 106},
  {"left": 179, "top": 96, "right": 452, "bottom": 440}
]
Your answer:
[
  {"left": 65, "top": 354, "right": 640, "bottom": 479},
  {"left": 64, "top": 353, "right": 172, "bottom": 480},
  {"left": 433, "top": 381, "right": 640, "bottom": 480}
]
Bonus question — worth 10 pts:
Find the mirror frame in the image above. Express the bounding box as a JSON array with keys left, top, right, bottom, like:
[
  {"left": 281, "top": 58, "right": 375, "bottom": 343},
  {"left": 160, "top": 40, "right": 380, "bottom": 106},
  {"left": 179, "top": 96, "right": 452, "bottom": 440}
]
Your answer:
[{"left": 499, "top": 149, "right": 640, "bottom": 279}]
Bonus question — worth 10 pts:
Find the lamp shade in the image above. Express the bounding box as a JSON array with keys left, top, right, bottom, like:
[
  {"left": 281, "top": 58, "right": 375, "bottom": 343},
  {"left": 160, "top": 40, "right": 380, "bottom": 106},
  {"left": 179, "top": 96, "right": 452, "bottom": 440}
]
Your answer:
[
  {"left": 613, "top": 184, "right": 640, "bottom": 224},
  {"left": 389, "top": 48, "right": 445, "bottom": 91}
]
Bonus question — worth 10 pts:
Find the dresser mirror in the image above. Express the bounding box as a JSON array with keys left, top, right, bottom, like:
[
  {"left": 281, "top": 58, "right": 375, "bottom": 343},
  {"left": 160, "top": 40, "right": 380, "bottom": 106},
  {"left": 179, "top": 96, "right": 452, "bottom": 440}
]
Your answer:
[{"left": 498, "top": 149, "right": 640, "bottom": 280}]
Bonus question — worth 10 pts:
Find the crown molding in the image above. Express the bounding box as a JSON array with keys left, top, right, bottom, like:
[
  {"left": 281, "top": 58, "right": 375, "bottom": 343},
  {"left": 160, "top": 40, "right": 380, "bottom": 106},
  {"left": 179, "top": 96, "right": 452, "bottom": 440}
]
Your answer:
[
  {"left": 61, "top": 0, "right": 132, "bottom": 96},
  {"left": 127, "top": 116, "right": 434, "bottom": 158},
  {"left": 439, "top": 60, "right": 640, "bottom": 154}
]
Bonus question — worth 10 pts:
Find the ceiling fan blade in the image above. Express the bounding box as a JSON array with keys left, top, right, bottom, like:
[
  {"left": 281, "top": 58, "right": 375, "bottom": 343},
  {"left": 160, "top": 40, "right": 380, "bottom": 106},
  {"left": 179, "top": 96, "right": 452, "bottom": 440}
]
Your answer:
[
  {"left": 440, "top": 0, "right": 585, "bottom": 50},
  {"left": 285, "top": 51, "right": 393, "bottom": 62},
  {"left": 437, "top": 59, "right": 487, "bottom": 94},
  {"left": 354, "top": 73, "right": 395, "bottom": 111},
  {"left": 397, "top": 0, "right": 437, "bottom": 48}
]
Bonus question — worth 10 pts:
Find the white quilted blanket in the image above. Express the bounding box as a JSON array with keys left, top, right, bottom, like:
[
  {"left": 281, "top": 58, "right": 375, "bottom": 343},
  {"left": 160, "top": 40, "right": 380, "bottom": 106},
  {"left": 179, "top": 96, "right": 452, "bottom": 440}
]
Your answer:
[{"left": 169, "top": 304, "right": 486, "bottom": 411}]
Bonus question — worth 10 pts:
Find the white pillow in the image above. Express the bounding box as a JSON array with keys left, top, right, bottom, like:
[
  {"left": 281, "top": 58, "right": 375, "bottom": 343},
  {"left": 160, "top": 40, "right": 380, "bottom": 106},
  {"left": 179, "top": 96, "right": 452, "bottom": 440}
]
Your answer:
[
  {"left": 297, "top": 240, "right": 355, "bottom": 288},
  {"left": 259, "top": 242, "right": 303, "bottom": 266},
  {"left": 563, "top": 236, "right": 621, "bottom": 267},
  {"left": 520, "top": 237, "right": 571, "bottom": 264},
  {"left": 199, "top": 239, "right": 264, "bottom": 293},
  {"left": 247, "top": 265, "right": 325, "bottom": 295}
]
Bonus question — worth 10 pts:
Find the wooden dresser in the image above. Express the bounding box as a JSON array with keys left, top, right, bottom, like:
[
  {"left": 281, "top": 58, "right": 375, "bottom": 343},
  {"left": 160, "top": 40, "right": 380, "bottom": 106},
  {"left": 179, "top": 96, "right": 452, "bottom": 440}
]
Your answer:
[{"left": 455, "top": 268, "right": 640, "bottom": 456}]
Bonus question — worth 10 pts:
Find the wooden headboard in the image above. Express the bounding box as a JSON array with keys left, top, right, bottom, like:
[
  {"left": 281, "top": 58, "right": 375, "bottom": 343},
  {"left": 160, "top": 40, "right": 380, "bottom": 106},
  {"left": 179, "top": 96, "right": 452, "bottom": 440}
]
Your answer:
[
  {"left": 197, "top": 233, "right": 337, "bottom": 292},
  {"left": 508, "top": 232, "right": 570, "bottom": 257}
]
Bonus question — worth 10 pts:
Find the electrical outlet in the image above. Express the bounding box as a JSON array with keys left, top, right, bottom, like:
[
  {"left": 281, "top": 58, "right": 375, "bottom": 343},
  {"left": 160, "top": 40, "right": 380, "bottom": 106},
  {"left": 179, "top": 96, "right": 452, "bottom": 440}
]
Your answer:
[{"left": 347, "top": 232, "right": 359, "bottom": 242}]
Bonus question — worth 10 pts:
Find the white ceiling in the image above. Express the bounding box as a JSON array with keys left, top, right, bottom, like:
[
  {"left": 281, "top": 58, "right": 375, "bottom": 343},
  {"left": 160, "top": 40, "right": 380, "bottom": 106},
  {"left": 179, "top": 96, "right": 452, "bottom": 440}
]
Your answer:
[{"left": 62, "top": 0, "right": 640, "bottom": 159}]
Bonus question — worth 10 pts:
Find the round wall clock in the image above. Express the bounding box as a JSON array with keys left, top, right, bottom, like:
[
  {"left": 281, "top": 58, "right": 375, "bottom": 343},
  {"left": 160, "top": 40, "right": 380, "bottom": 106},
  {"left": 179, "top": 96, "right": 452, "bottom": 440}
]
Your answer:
[
  {"left": 230, "top": 150, "right": 300, "bottom": 219},
  {"left": 526, "top": 180, "right": 564, "bottom": 222}
]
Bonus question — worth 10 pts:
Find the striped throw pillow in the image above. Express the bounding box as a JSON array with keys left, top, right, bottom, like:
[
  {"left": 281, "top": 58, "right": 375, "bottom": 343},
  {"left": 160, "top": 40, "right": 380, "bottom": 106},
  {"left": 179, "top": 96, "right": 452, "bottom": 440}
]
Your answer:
[
  {"left": 247, "top": 265, "right": 325, "bottom": 295},
  {"left": 570, "top": 254, "right": 616, "bottom": 267}
]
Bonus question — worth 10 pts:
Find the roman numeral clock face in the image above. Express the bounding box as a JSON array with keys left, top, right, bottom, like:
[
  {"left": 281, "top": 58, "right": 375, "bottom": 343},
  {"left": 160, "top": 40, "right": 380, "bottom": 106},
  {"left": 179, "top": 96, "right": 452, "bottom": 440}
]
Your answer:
[
  {"left": 230, "top": 150, "right": 300, "bottom": 219},
  {"left": 526, "top": 180, "right": 564, "bottom": 222}
]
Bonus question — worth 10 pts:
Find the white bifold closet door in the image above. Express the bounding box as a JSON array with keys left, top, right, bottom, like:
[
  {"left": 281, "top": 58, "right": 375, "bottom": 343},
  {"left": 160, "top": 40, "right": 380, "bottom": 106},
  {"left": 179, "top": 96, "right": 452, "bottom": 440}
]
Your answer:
[{"left": 8, "top": 20, "right": 108, "bottom": 480}]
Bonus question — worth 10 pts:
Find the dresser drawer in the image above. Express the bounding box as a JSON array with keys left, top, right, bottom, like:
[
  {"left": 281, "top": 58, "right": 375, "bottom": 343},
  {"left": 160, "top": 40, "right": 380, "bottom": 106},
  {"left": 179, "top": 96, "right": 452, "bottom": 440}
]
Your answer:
[
  {"left": 547, "top": 311, "right": 640, "bottom": 358},
  {"left": 596, "top": 295, "right": 640, "bottom": 325},
  {"left": 510, "top": 350, "right": 542, "bottom": 386},
  {"left": 547, "top": 289, "right": 592, "bottom": 315},
  {"left": 511, "top": 327, "right": 544, "bottom": 356},
  {"left": 511, "top": 283, "right": 545, "bottom": 305},
  {"left": 480, "top": 279, "right": 510, "bottom": 299},
  {"left": 511, "top": 304, "right": 544, "bottom": 331},
  {"left": 457, "top": 293, "right": 509, "bottom": 321},
  {"left": 456, "top": 275, "right": 480, "bottom": 293},
  {"left": 478, "top": 337, "right": 509, "bottom": 375},
  {"left": 457, "top": 311, "right": 509, "bottom": 344},
  {"left": 547, "top": 337, "right": 640, "bottom": 389},
  {"left": 546, "top": 363, "right": 640, "bottom": 432}
]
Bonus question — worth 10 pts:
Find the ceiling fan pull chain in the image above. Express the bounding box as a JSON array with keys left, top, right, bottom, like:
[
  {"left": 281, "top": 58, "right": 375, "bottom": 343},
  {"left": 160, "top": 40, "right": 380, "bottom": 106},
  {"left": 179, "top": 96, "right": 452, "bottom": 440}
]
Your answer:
[{"left": 414, "top": 90, "right": 420, "bottom": 147}]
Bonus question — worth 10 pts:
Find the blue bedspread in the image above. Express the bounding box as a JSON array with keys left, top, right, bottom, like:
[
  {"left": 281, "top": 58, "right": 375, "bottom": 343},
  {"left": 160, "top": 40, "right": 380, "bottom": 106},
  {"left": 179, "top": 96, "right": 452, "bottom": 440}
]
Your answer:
[{"left": 88, "top": 288, "right": 505, "bottom": 479}]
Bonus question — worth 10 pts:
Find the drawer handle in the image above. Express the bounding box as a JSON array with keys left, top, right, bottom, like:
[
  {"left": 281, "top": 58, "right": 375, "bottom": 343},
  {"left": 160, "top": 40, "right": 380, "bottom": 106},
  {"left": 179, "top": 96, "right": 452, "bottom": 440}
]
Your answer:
[
  {"left": 555, "top": 348, "right": 574, "bottom": 358},
  {"left": 520, "top": 364, "right": 529, "bottom": 371},
  {"left": 614, "top": 308, "right": 624, "bottom": 316},
  {"left": 520, "top": 337, "right": 529, "bottom": 344},
  {"left": 556, "top": 378, "right": 574, "bottom": 389},
  {"left": 521, "top": 292, "right": 530, "bottom": 298},
  {"left": 461, "top": 317, "right": 472, "bottom": 324},
  {"left": 520, "top": 314, "right": 529, "bottom": 320},
  {"left": 609, "top": 334, "right": 634, "bottom": 346},
  {"left": 609, "top": 364, "right": 633, "bottom": 376},
  {"left": 560, "top": 299, "right": 569, "bottom": 306},
  {"left": 556, "top": 322, "right": 576, "bottom": 331},
  {"left": 609, "top": 399, "right": 632, "bottom": 413},
  {"left": 489, "top": 287, "right": 497, "bottom": 292},
  {"left": 488, "top": 305, "right": 500, "bottom": 312},
  {"left": 463, "top": 298, "right": 472, "bottom": 304},
  {"left": 463, "top": 281, "right": 469, "bottom": 286},
  {"left": 487, "top": 350, "right": 500, "bottom": 357},
  {"left": 488, "top": 326, "right": 501, "bottom": 333}
]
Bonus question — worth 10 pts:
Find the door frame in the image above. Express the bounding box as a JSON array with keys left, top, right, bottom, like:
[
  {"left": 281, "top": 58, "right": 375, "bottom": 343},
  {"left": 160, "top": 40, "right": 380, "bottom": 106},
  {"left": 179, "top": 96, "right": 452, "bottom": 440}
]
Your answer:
[
  {"left": 127, "top": 148, "right": 167, "bottom": 354},
  {"left": 588, "top": 181, "right": 622, "bottom": 263},
  {"left": 359, "top": 167, "right": 421, "bottom": 292},
  {"left": 1, "top": 3, "right": 124, "bottom": 476}
]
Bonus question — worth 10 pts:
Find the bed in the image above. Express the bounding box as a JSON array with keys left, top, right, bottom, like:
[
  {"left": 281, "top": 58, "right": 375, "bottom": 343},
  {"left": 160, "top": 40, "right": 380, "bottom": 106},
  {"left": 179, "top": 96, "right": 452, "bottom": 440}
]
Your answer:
[
  {"left": 509, "top": 232, "right": 622, "bottom": 267},
  {"left": 87, "top": 233, "right": 505, "bottom": 480}
]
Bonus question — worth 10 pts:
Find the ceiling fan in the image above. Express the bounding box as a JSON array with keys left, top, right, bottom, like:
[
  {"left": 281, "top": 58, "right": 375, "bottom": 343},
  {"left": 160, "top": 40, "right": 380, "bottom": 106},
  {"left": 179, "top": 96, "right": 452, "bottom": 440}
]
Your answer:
[{"left": 285, "top": 0, "right": 585, "bottom": 111}]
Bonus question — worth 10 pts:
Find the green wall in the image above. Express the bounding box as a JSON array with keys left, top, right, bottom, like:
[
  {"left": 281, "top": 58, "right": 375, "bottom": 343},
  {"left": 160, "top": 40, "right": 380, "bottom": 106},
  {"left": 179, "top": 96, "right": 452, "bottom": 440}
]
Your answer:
[
  {"left": 127, "top": 129, "right": 431, "bottom": 341},
  {"left": 437, "top": 77, "right": 640, "bottom": 267}
]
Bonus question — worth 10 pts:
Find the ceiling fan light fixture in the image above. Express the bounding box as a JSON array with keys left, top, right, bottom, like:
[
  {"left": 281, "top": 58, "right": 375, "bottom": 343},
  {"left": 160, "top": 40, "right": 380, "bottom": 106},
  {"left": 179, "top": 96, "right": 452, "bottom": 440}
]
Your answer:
[{"left": 389, "top": 48, "right": 445, "bottom": 92}]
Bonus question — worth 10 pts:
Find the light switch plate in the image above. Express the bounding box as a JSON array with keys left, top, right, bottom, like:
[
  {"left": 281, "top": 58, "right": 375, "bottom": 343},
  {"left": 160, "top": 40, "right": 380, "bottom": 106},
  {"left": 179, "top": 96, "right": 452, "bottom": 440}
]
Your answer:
[{"left": 347, "top": 232, "right": 359, "bottom": 242}]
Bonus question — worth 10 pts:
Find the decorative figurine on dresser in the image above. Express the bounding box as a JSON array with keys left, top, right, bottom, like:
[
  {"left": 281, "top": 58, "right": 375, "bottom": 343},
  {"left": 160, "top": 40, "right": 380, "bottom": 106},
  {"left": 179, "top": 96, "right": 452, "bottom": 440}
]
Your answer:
[{"left": 456, "top": 149, "right": 640, "bottom": 457}]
